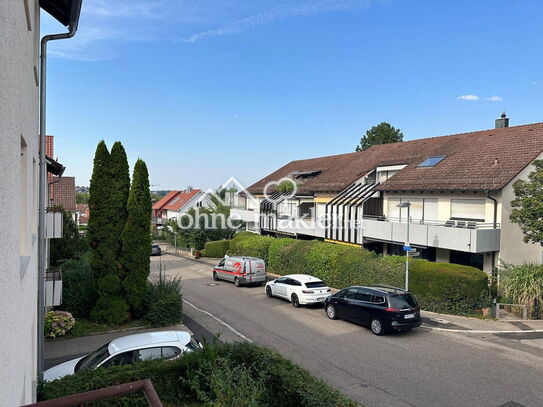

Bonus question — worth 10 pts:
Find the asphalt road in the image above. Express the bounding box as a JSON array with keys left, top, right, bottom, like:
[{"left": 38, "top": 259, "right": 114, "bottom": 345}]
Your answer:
[{"left": 154, "top": 254, "right": 543, "bottom": 407}]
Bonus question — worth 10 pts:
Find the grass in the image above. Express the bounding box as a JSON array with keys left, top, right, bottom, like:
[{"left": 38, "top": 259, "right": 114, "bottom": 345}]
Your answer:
[{"left": 57, "top": 318, "right": 150, "bottom": 339}]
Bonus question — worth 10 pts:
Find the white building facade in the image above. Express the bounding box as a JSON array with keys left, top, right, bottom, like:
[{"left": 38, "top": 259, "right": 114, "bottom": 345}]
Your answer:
[{"left": 0, "top": 1, "right": 41, "bottom": 404}]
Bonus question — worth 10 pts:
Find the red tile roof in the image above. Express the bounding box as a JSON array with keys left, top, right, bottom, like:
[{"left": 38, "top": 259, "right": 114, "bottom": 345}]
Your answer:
[
  {"left": 152, "top": 190, "right": 179, "bottom": 210},
  {"left": 247, "top": 122, "right": 543, "bottom": 194},
  {"left": 162, "top": 189, "right": 202, "bottom": 211}
]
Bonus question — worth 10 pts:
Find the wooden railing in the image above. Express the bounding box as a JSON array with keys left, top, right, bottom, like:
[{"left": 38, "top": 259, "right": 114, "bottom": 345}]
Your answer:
[{"left": 24, "top": 379, "right": 162, "bottom": 407}]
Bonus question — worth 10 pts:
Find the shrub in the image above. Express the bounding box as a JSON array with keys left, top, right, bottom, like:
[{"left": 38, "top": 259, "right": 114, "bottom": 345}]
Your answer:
[
  {"left": 144, "top": 278, "right": 183, "bottom": 327},
  {"left": 229, "top": 234, "right": 275, "bottom": 263},
  {"left": 500, "top": 263, "right": 543, "bottom": 318},
  {"left": 59, "top": 253, "right": 97, "bottom": 318},
  {"left": 202, "top": 239, "right": 230, "bottom": 258},
  {"left": 90, "top": 296, "right": 130, "bottom": 326},
  {"left": 248, "top": 236, "right": 488, "bottom": 315},
  {"left": 39, "top": 342, "right": 356, "bottom": 407},
  {"left": 45, "top": 311, "right": 75, "bottom": 338},
  {"left": 408, "top": 259, "right": 489, "bottom": 314}
]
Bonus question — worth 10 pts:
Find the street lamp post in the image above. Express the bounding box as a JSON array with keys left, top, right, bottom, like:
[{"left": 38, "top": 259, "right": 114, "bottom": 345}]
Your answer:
[{"left": 397, "top": 201, "right": 411, "bottom": 290}]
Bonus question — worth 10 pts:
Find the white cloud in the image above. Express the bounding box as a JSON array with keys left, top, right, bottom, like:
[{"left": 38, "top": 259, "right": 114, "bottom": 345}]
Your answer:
[
  {"left": 181, "top": 0, "right": 373, "bottom": 43},
  {"left": 486, "top": 96, "right": 503, "bottom": 101},
  {"left": 457, "top": 94, "right": 479, "bottom": 101}
]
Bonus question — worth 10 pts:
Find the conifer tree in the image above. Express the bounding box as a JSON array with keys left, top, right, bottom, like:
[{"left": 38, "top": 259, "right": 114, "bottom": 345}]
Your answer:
[
  {"left": 121, "top": 159, "right": 152, "bottom": 313},
  {"left": 88, "top": 141, "right": 129, "bottom": 324},
  {"left": 110, "top": 141, "right": 130, "bottom": 258}
]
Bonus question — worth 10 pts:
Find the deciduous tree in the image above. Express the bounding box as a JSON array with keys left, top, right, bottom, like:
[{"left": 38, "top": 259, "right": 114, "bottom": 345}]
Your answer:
[
  {"left": 355, "top": 122, "right": 404, "bottom": 152},
  {"left": 511, "top": 160, "right": 543, "bottom": 246}
]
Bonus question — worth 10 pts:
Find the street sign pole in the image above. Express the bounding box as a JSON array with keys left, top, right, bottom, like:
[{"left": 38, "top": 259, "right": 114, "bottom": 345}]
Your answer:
[{"left": 405, "top": 204, "right": 410, "bottom": 291}]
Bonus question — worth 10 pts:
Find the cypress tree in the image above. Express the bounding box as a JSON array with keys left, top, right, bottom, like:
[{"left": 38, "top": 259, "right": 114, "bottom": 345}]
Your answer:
[
  {"left": 88, "top": 141, "right": 129, "bottom": 324},
  {"left": 110, "top": 141, "right": 130, "bottom": 259},
  {"left": 121, "top": 159, "right": 152, "bottom": 314}
]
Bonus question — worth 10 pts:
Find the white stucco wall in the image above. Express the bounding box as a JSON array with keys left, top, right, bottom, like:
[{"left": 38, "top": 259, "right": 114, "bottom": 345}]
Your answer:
[
  {"left": 0, "top": 0, "right": 40, "bottom": 404},
  {"left": 499, "top": 153, "right": 543, "bottom": 266}
]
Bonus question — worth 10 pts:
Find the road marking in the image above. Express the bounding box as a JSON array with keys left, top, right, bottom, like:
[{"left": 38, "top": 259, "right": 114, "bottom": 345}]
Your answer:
[{"left": 183, "top": 299, "right": 253, "bottom": 343}]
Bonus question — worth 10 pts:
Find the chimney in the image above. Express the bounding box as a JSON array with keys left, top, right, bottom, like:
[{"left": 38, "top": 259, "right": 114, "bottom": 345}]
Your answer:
[
  {"left": 495, "top": 112, "right": 509, "bottom": 128},
  {"left": 186, "top": 186, "right": 193, "bottom": 192}
]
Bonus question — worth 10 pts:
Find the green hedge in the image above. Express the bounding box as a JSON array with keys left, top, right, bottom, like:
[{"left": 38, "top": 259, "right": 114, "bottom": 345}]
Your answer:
[
  {"left": 232, "top": 235, "right": 489, "bottom": 315},
  {"left": 39, "top": 342, "right": 356, "bottom": 407},
  {"left": 229, "top": 234, "right": 276, "bottom": 263},
  {"left": 202, "top": 239, "right": 231, "bottom": 258}
]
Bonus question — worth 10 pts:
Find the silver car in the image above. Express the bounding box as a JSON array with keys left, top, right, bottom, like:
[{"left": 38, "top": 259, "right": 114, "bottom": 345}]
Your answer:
[{"left": 212, "top": 256, "right": 267, "bottom": 287}]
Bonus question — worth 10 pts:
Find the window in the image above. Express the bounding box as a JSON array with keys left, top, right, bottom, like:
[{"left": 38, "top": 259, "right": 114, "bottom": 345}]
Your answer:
[
  {"left": 138, "top": 347, "right": 163, "bottom": 361},
  {"left": 388, "top": 294, "right": 418, "bottom": 309},
  {"left": 356, "top": 291, "right": 372, "bottom": 302},
  {"left": 217, "top": 259, "right": 225, "bottom": 267},
  {"left": 344, "top": 288, "right": 358, "bottom": 300},
  {"left": 372, "top": 296, "right": 385, "bottom": 304},
  {"left": 450, "top": 199, "right": 485, "bottom": 221},
  {"left": 298, "top": 202, "right": 314, "bottom": 219},
  {"left": 305, "top": 281, "right": 326, "bottom": 288},
  {"left": 276, "top": 277, "right": 288, "bottom": 284},
  {"left": 417, "top": 155, "right": 446, "bottom": 167},
  {"left": 75, "top": 343, "right": 110, "bottom": 372},
  {"left": 290, "top": 279, "right": 302, "bottom": 286},
  {"left": 101, "top": 351, "right": 136, "bottom": 368}
]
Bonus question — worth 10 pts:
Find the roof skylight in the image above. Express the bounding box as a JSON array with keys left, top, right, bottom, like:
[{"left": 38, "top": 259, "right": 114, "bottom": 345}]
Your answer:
[{"left": 417, "top": 155, "right": 446, "bottom": 168}]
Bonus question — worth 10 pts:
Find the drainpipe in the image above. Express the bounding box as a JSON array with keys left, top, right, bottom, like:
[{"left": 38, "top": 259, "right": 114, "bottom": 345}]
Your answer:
[
  {"left": 38, "top": 0, "right": 82, "bottom": 382},
  {"left": 486, "top": 190, "right": 499, "bottom": 316}
]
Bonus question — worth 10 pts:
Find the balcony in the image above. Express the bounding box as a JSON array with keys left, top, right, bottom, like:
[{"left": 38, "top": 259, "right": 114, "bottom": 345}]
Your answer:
[
  {"left": 230, "top": 208, "right": 259, "bottom": 223},
  {"left": 45, "top": 269, "right": 62, "bottom": 307},
  {"left": 361, "top": 216, "right": 501, "bottom": 253},
  {"left": 275, "top": 217, "right": 326, "bottom": 238}
]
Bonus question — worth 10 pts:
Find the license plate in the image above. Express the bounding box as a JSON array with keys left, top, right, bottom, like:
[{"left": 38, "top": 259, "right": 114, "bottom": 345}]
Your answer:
[
  {"left": 404, "top": 313, "right": 415, "bottom": 319},
  {"left": 317, "top": 297, "right": 325, "bottom": 301}
]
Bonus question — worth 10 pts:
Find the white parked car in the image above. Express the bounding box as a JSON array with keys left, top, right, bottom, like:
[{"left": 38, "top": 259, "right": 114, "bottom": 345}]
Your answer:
[
  {"left": 265, "top": 274, "right": 331, "bottom": 307},
  {"left": 44, "top": 330, "right": 201, "bottom": 382}
]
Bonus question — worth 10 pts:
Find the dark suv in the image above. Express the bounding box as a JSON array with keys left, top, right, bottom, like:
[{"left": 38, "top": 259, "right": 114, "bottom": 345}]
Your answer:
[{"left": 324, "top": 285, "right": 422, "bottom": 335}]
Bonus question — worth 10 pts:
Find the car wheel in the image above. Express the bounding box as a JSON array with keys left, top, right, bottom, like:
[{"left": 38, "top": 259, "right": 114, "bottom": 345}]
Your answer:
[
  {"left": 370, "top": 318, "right": 385, "bottom": 336},
  {"left": 326, "top": 304, "right": 337, "bottom": 320},
  {"left": 234, "top": 277, "right": 240, "bottom": 287},
  {"left": 291, "top": 294, "right": 300, "bottom": 308},
  {"left": 213, "top": 271, "right": 218, "bottom": 281},
  {"left": 266, "top": 285, "right": 273, "bottom": 297}
]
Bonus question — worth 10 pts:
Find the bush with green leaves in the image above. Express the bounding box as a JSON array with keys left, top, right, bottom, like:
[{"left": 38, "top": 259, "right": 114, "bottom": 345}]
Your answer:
[
  {"left": 202, "top": 239, "right": 230, "bottom": 258},
  {"left": 144, "top": 277, "right": 183, "bottom": 326},
  {"left": 45, "top": 311, "right": 75, "bottom": 338},
  {"left": 232, "top": 235, "right": 489, "bottom": 315},
  {"left": 500, "top": 263, "right": 543, "bottom": 318},
  {"left": 39, "top": 342, "right": 356, "bottom": 407},
  {"left": 58, "top": 253, "right": 97, "bottom": 318}
]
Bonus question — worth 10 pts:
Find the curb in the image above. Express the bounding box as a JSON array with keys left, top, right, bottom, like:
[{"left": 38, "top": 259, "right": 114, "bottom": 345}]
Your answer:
[{"left": 422, "top": 327, "right": 543, "bottom": 334}]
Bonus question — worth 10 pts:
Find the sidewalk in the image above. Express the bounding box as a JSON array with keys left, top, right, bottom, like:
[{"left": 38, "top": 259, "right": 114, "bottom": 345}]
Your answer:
[
  {"left": 160, "top": 248, "right": 543, "bottom": 334},
  {"left": 45, "top": 324, "right": 192, "bottom": 361}
]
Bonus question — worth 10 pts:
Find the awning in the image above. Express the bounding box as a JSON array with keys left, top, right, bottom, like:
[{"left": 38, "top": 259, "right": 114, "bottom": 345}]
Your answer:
[
  {"left": 46, "top": 155, "right": 65, "bottom": 176},
  {"left": 41, "top": 0, "right": 82, "bottom": 27}
]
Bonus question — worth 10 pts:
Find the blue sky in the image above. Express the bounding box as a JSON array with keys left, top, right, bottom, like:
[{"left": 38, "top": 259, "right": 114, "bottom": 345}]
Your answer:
[{"left": 42, "top": 0, "right": 543, "bottom": 190}]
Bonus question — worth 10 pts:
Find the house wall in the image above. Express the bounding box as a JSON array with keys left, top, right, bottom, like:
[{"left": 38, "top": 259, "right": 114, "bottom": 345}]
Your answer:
[
  {"left": 499, "top": 152, "right": 543, "bottom": 266},
  {"left": 166, "top": 192, "right": 214, "bottom": 220},
  {"left": 0, "top": 0, "right": 41, "bottom": 404}
]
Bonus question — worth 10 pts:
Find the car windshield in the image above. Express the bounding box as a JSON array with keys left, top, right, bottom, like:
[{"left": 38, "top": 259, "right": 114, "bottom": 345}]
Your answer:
[
  {"left": 305, "top": 281, "right": 326, "bottom": 288},
  {"left": 388, "top": 294, "right": 418, "bottom": 309},
  {"left": 75, "top": 343, "right": 110, "bottom": 372}
]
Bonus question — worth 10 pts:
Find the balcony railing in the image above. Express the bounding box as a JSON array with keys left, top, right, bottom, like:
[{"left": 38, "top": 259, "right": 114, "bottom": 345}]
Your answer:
[
  {"left": 230, "top": 208, "right": 259, "bottom": 223},
  {"left": 361, "top": 215, "right": 501, "bottom": 253}
]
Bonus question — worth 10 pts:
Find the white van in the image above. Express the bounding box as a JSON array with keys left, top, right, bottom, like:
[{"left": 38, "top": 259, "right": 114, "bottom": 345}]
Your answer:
[{"left": 213, "top": 256, "right": 267, "bottom": 287}]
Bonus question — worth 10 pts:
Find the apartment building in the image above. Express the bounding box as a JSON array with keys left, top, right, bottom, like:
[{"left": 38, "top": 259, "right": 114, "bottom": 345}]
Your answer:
[
  {"left": 1, "top": 0, "right": 80, "bottom": 404},
  {"left": 233, "top": 116, "right": 543, "bottom": 274}
]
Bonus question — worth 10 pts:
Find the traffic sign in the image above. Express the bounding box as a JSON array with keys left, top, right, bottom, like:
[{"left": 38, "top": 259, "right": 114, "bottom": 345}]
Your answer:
[{"left": 403, "top": 245, "right": 412, "bottom": 251}]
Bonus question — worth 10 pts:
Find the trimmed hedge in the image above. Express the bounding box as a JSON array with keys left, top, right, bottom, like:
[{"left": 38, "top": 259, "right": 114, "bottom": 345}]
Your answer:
[
  {"left": 202, "top": 239, "right": 231, "bottom": 258},
  {"left": 229, "top": 234, "right": 276, "bottom": 263},
  {"left": 233, "top": 235, "right": 489, "bottom": 315},
  {"left": 39, "top": 342, "right": 356, "bottom": 407}
]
